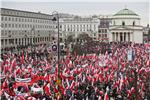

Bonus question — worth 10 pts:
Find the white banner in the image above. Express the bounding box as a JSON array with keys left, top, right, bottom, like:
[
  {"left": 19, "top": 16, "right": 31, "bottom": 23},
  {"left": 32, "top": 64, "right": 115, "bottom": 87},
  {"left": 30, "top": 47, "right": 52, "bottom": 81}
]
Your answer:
[{"left": 15, "top": 78, "right": 31, "bottom": 83}]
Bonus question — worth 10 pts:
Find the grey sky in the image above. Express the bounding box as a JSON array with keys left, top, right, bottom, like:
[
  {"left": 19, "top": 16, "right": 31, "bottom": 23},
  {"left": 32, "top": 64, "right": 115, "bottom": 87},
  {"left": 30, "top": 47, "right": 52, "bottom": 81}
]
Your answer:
[{"left": 1, "top": 1, "right": 149, "bottom": 26}]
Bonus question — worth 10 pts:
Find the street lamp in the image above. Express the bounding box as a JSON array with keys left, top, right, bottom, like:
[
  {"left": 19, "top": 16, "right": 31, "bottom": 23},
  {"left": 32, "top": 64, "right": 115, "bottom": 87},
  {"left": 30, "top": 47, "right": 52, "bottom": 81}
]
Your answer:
[
  {"left": 52, "top": 11, "right": 61, "bottom": 83},
  {"left": 31, "top": 26, "right": 35, "bottom": 58},
  {"left": 52, "top": 11, "right": 60, "bottom": 62}
]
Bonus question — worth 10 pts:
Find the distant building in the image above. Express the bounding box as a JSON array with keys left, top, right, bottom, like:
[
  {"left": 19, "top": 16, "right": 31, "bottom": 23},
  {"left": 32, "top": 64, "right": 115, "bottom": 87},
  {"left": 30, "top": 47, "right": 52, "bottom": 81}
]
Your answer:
[
  {"left": 59, "top": 16, "right": 99, "bottom": 42},
  {"left": 143, "top": 25, "right": 150, "bottom": 43},
  {"left": 98, "top": 15, "right": 112, "bottom": 42},
  {"left": 109, "top": 8, "right": 143, "bottom": 43},
  {"left": 0, "top": 7, "right": 146, "bottom": 52},
  {"left": 0, "top": 8, "right": 56, "bottom": 50}
]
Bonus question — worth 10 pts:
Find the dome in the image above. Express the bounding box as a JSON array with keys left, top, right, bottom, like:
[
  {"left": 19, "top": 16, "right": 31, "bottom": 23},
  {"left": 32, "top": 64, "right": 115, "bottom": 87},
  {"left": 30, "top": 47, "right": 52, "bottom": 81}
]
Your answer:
[{"left": 114, "top": 8, "right": 138, "bottom": 16}]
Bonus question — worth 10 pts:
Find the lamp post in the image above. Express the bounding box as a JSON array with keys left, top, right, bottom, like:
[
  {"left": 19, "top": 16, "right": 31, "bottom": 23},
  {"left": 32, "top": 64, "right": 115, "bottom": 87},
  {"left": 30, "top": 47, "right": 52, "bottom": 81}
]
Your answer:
[
  {"left": 52, "top": 11, "right": 61, "bottom": 83},
  {"left": 52, "top": 11, "right": 60, "bottom": 63},
  {"left": 31, "top": 26, "right": 35, "bottom": 48},
  {"left": 31, "top": 26, "right": 35, "bottom": 58}
]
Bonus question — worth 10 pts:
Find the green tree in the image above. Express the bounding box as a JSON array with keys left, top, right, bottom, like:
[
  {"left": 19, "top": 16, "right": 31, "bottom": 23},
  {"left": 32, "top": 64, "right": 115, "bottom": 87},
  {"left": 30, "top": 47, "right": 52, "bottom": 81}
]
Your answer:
[{"left": 77, "top": 33, "right": 92, "bottom": 43}]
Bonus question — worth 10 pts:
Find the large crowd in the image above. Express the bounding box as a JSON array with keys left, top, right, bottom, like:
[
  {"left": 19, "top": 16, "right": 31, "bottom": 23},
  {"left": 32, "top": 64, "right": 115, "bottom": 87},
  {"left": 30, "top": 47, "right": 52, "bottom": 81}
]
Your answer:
[{"left": 0, "top": 42, "right": 150, "bottom": 100}]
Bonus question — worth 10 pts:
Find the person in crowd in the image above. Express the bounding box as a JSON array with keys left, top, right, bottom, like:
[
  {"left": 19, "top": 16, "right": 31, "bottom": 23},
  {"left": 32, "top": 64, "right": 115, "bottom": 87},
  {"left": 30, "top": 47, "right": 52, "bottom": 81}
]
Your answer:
[{"left": 0, "top": 42, "right": 150, "bottom": 100}]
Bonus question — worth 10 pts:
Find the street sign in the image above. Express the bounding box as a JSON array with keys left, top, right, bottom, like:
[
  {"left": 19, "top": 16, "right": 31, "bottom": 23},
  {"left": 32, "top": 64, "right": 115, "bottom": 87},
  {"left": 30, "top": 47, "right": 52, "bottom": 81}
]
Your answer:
[{"left": 52, "top": 45, "right": 57, "bottom": 51}]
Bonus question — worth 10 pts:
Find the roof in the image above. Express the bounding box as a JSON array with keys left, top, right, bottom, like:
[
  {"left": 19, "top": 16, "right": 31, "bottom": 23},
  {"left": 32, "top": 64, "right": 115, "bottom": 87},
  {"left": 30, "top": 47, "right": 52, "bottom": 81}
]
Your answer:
[
  {"left": 114, "top": 8, "right": 138, "bottom": 16},
  {"left": 1, "top": 8, "right": 53, "bottom": 17}
]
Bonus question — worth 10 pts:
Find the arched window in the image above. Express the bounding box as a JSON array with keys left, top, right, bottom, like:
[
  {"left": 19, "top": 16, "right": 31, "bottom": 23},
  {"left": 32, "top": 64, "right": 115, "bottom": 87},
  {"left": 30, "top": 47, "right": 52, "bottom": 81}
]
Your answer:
[{"left": 122, "top": 21, "right": 125, "bottom": 26}]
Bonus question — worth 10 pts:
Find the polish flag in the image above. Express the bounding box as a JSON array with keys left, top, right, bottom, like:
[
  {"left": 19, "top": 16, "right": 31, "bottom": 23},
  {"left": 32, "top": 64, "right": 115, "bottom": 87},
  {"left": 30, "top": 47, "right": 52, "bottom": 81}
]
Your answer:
[
  {"left": 104, "top": 91, "right": 109, "bottom": 100},
  {"left": 70, "top": 80, "right": 75, "bottom": 90},
  {"left": 44, "top": 83, "right": 51, "bottom": 96}
]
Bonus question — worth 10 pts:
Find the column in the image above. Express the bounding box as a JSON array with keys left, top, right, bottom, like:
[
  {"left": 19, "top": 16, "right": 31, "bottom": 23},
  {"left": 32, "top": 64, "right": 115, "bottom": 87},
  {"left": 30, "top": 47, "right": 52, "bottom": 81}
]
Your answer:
[
  {"left": 128, "top": 33, "right": 130, "bottom": 42},
  {"left": 113, "top": 33, "right": 115, "bottom": 41},
  {"left": 122, "top": 33, "right": 124, "bottom": 42},
  {"left": 120, "top": 32, "right": 122, "bottom": 42},
  {"left": 118, "top": 33, "right": 120, "bottom": 42},
  {"left": 113, "top": 33, "right": 114, "bottom": 41},
  {"left": 132, "top": 32, "right": 134, "bottom": 42},
  {"left": 130, "top": 33, "right": 132, "bottom": 42},
  {"left": 124, "top": 33, "right": 126, "bottom": 42},
  {"left": 114, "top": 33, "right": 116, "bottom": 41},
  {"left": 115, "top": 32, "right": 117, "bottom": 41},
  {"left": 25, "top": 38, "right": 26, "bottom": 46},
  {"left": 126, "top": 33, "right": 128, "bottom": 42},
  {"left": 5, "top": 39, "right": 9, "bottom": 47},
  {"left": 116, "top": 32, "right": 118, "bottom": 41}
]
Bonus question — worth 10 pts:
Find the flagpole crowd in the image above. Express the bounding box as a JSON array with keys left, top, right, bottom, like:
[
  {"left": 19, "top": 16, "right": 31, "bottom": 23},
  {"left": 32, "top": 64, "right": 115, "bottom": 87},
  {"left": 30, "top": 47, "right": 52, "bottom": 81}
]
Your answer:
[{"left": 0, "top": 42, "right": 150, "bottom": 100}]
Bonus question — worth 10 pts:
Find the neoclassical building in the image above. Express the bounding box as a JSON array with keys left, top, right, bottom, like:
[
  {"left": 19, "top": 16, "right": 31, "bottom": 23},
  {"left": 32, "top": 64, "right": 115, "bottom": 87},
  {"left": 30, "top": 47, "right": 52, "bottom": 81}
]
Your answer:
[
  {"left": 59, "top": 16, "right": 99, "bottom": 42},
  {"left": 0, "top": 8, "right": 56, "bottom": 50},
  {"left": 109, "top": 8, "right": 143, "bottom": 43}
]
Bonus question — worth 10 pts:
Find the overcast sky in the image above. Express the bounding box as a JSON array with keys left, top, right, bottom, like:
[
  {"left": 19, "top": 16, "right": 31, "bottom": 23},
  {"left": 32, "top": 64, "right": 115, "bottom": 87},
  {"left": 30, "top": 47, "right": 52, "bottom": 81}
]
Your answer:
[{"left": 1, "top": 0, "right": 150, "bottom": 26}]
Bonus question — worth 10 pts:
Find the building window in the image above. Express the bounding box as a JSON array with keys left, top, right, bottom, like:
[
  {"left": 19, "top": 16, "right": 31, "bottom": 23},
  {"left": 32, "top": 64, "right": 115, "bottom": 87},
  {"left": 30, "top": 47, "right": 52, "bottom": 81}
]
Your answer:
[
  {"left": 133, "top": 21, "right": 135, "bottom": 26},
  {"left": 5, "top": 17, "right": 7, "bottom": 21},
  {"left": 114, "top": 21, "right": 115, "bottom": 25},
  {"left": 105, "top": 29, "right": 107, "bottom": 33},
  {"left": 1, "top": 23, "right": 3, "bottom": 28},
  {"left": 9, "top": 30, "right": 11, "bottom": 35},
  {"left": 1, "top": 30, "right": 4, "bottom": 35},
  {"left": 15, "top": 39, "right": 17, "bottom": 44},
  {"left": 122, "top": 21, "right": 125, "bottom": 26},
  {"left": 9, "top": 24, "right": 11, "bottom": 28},
  {"left": 60, "top": 33, "right": 62, "bottom": 36},
  {"left": 1, "top": 39, "right": 4, "bottom": 45},
  {"left": 99, "top": 34, "right": 101, "bottom": 37},
  {"left": 98, "top": 29, "right": 101, "bottom": 33},
  {"left": 60, "top": 38, "right": 63, "bottom": 42},
  {"left": 102, "top": 29, "right": 104, "bottom": 33},
  {"left": 9, "top": 39, "right": 11, "bottom": 44},
  {"left": 9, "top": 18, "right": 11, "bottom": 21},
  {"left": 12, "top": 24, "right": 14, "bottom": 28},
  {"left": 59, "top": 25, "right": 62, "bottom": 28},
  {"left": 5, "top": 39, "right": 7, "bottom": 45},
  {"left": 5, "top": 31, "right": 7, "bottom": 35},
  {"left": 94, "top": 25, "right": 96, "bottom": 31},
  {"left": 1, "top": 17, "right": 3, "bottom": 21},
  {"left": 19, "top": 39, "right": 21, "bottom": 45},
  {"left": 5, "top": 24, "right": 7, "bottom": 28},
  {"left": 64, "top": 25, "right": 66, "bottom": 29},
  {"left": 22, "top": 38, "right": 24, "bottom": 45}
]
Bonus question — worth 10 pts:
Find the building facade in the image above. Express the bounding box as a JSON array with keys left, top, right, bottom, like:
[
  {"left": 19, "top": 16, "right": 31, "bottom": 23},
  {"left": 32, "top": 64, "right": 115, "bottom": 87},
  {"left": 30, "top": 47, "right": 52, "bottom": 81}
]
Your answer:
[
  {"left": 59, "top": 16, "right": 99, "bottom": 42},
  {"left": 0, "top": 8, "right": 56, "bottom": 50},
  {"left": 0, "top": 8, "right": 145, "bottom": 52},
  {"left": 143, "top": 25, "right": 150, "bottom": 43},
  {"left": 98, "top": 15, "right": 112, "bottom": 42},
  {"left": 109, "top": 8, "right": 143, "bottom": 43}
]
